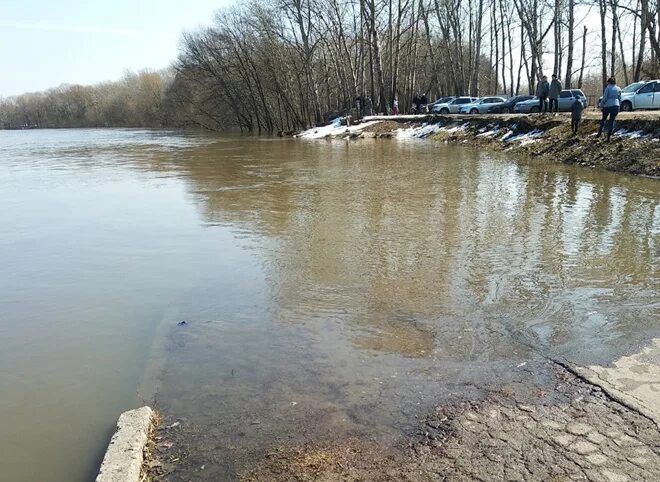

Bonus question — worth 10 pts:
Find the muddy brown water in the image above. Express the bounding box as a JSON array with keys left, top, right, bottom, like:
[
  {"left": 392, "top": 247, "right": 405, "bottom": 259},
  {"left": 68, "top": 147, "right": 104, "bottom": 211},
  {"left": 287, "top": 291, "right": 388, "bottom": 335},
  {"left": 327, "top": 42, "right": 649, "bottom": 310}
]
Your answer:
[{"left": 0, "top": 129, "right": 658, "bottom": 481}]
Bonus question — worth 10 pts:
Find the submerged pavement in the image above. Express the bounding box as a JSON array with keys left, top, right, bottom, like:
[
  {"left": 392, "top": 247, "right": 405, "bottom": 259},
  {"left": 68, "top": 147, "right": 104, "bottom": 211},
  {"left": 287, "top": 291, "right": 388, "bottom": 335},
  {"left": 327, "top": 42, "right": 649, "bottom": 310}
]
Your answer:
[{"left": 147, "top": 339, "right": 660, "bottom": 481}]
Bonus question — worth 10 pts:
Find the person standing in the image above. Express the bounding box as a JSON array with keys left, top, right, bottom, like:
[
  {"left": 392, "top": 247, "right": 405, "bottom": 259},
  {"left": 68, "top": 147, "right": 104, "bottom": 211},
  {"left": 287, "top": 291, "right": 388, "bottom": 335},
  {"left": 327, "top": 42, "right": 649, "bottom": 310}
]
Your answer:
[
  {"left": 420, "top": 93, "right": 429, "bottom": 113},
  {"left": 392, "top": 97, "right": 399, "bottom": 115},
  {"left": 536, "top": 76, "right": 550, "bottom": 113},
  {"left": 570, "top": 97, "right": 584, "bottom": 135},
  {"left": 597, "top": 77, "right": 622, "bottom": 141},
  {"left": 412, "top": 94, "right": 421, "bottom": 114},
  {"left": 549, "top": 74, "right": 563, "bottom": 113}
]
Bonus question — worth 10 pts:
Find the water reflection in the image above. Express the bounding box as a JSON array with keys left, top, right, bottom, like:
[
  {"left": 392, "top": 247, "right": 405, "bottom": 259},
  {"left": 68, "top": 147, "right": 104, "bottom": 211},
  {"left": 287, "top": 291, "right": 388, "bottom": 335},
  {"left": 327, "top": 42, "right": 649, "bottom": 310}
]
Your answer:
[{"left": 142, "top": 138, "right": 658, "bottom": 362}]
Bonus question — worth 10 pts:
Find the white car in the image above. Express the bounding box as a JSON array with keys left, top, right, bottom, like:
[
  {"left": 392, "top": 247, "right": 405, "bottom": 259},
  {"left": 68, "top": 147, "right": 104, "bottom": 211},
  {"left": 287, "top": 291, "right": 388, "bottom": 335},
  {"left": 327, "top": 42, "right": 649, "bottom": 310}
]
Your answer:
[
  {"left": 432, "top": 97, "right": 480, "bottom": 114},
  {"left": 458, "top": 97, "right": 507, "bottom": 114},
  {"left": 598, "top": 80, "right": 660, "bottom": 111}
]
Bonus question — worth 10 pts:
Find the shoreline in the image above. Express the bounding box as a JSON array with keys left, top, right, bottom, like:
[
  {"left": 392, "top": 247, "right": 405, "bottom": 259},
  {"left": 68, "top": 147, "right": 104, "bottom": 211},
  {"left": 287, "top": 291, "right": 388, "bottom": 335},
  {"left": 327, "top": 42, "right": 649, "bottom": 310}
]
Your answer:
[
  {"left": 296, "top": 112, "right": 660, "bottom": 177},
  {"left": 146, "top": 340, "right": 660, "bottom": 481}
]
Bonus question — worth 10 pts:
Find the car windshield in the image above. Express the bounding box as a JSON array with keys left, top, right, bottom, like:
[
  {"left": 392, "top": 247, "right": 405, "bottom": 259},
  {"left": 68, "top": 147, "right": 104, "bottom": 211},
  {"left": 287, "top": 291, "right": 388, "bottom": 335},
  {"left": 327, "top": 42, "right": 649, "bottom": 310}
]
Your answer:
[{"left": 622, "top": 82, "right": 645, "bottom": 93}]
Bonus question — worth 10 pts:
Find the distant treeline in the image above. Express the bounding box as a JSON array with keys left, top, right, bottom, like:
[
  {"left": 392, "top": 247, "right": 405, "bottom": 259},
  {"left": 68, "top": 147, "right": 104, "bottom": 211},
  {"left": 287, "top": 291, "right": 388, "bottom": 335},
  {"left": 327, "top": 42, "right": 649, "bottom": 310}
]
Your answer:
[
  {"left": 1, "top": 0, "right": 658, "bottom": 133},
  {"left": 0, "top": 71, "right": 171, "bottom": 129}
]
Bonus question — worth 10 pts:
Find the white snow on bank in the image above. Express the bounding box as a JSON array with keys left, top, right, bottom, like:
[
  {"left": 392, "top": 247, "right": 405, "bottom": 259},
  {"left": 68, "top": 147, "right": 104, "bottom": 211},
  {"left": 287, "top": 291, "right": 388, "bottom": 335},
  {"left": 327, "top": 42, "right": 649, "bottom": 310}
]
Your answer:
[
  {"left": 501, "top": 129, "right": 544, "bottom": 144},
  {"left": 296, "top": 120, "right": 381, "bottom": 139},
  {"left": 395, "top": 122, "right": 443, "bottom": 139},
  {"left": 477, "top": 126, "right": 501, "bottom": 137},
  {"left": 364, "top": 114, "right": 430, "bottom": 121},
  {"left": 613, "top": 129, "right": 649, "bottom": 139},
  {"left": 439, "top": 123, "right": 470, "bottom": 134}
]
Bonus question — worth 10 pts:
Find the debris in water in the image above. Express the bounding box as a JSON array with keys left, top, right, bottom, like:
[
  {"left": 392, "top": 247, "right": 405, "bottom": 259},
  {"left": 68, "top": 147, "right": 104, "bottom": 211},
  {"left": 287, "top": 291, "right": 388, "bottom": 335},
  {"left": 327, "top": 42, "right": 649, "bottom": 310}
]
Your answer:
[{"left": 177, "top": 321, "right": 187, "bottom": 326}]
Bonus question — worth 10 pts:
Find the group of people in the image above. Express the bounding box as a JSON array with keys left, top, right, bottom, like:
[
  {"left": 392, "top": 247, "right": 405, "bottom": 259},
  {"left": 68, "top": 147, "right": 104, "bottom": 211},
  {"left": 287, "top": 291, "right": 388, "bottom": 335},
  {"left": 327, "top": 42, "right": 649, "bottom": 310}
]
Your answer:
[
  {"left": 534, "top": 73, "right": 586, "bottom": 136},
  {"left": 535, "top": 74, "right": 563, "bottom": 113},
  {"left": 411, "top": 93, "right": 429, "bottom": 114},
  {"left": 536, "top": 73, "right": 622, "bottom": 140}
]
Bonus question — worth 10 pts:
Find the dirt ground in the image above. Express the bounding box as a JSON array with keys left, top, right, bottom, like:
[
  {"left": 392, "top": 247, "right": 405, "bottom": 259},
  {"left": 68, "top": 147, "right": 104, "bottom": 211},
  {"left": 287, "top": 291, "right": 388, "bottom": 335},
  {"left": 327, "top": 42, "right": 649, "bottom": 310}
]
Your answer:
[
  {"left": 433, "top": 115, "right": 659, "bottom": 177},
  {"left": 145, "top": 363, "right": 660, "bottom": 481}
]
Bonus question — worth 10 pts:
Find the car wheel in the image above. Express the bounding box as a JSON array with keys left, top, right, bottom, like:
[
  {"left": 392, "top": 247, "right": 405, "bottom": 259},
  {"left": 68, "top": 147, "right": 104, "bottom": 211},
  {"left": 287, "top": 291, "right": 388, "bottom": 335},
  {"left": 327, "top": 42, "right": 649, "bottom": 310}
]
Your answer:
[
  {"left": 470, "top": 108, "right": 479, "bottom": 114},
  {"left": 530, "top": 106, "right": 540, "bottom": 113},
  {"left": 502, "top": 107, "right": 510, "bottom": 114},
  {"left": 621, "top": 101, "right": 633, "bottom": 112},
  {"left": 440, "top": 108, "right": 450, "bottom": 115}
]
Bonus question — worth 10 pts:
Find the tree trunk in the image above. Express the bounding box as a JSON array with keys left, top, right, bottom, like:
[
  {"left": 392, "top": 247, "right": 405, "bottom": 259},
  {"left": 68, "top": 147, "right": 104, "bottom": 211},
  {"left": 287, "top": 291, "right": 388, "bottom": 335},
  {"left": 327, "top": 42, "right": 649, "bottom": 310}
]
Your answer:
[
  {"left": 565, "top": 0, "right": 574, "bottom": 87},
  {"left": 599, "top": 0, "right": 608, "bottom": 87},
  {"left": 610, "top": 0, "right": 617, "bottom": 78},
  {"left": 578, "top": 27, "right": 587, "bottom": 89},
  {"left": 470, "top": 0, "right": 484, "bottom": 96}
]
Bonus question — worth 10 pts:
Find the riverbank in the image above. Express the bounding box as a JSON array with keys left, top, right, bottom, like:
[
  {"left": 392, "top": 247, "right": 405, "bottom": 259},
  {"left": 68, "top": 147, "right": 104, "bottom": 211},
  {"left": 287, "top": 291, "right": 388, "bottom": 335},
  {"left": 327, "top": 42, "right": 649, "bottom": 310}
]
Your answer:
[{"left": 297, "top": 112, "right": 660, "bottom": 177}]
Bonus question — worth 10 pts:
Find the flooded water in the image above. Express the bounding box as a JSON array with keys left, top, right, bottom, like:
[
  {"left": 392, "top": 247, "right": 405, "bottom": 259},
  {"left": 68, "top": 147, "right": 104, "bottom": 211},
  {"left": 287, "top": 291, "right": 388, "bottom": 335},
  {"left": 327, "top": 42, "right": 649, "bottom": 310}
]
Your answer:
[{"left": 0, "top": 129, "right": 658, "bottom": 481}]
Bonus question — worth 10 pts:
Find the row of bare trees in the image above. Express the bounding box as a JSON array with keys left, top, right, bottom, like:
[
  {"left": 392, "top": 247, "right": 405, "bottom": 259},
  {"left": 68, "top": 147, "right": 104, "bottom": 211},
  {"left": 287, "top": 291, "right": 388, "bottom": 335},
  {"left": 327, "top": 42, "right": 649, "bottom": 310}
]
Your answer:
[
  {"left": 2, "top": 0, "right": 658, "bottom": 132},
  {"left": 169, "top": 0, "right": 659, "bottom": 133}
]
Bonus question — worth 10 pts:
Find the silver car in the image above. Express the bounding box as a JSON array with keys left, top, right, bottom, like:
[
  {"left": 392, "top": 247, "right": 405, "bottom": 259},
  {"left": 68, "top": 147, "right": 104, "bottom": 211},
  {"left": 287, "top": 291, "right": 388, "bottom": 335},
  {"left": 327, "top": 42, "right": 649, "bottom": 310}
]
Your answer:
[
  {"left": 459, "top": 97, "right": 507, "bottom": 114},
  {"left": 432, "top": 97, "right": 480, "bottom": 114},
  {"left": 514, "top": 90, "right": 586, "bottom": 113}
]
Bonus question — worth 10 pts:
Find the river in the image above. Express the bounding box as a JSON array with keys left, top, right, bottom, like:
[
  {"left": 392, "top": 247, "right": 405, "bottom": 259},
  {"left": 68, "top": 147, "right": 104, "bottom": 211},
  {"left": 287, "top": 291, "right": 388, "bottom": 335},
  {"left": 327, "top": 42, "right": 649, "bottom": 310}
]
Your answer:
[{"left": 0, "top": 128, "right": 658, "bottom": 481}]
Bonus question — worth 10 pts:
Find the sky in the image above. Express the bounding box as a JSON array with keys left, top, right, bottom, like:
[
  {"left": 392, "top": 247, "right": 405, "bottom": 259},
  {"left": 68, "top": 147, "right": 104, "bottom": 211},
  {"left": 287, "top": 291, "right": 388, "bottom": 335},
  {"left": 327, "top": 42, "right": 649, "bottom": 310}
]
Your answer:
[{"left": 0, "top": 0, "right": 232, "bottom": 96}]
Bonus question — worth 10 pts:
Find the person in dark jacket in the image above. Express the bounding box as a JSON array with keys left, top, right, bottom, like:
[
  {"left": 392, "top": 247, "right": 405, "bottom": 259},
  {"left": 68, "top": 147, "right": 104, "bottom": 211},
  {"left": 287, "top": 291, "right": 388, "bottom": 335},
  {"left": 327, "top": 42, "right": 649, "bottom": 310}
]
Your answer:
[
  {"left": 412, "top": 94, "right": 421, "bottom": 113},
  {"left": 570, "top": 98, "right": 584, "bottom": 135},
  {"left": 548, "top": 74, "right": 562, "bottom": 113},
  {"left": 536, "top": 76, "right": 550, "bottom": 113}
]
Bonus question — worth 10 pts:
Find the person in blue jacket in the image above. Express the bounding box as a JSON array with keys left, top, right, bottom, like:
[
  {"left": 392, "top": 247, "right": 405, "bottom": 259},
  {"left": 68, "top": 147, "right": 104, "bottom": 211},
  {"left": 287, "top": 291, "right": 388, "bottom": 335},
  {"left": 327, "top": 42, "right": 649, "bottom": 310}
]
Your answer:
[{"left": 597, "top": 77, "right": 622, "bottom": 141}]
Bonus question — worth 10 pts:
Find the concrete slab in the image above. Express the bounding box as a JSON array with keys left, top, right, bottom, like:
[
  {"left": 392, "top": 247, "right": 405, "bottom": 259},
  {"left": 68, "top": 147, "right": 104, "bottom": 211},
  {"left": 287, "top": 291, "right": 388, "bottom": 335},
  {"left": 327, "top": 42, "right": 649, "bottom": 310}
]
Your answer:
[
  {"left": 96, "top": 406, "right": 153, "bottom": 482},
  {"left": 576, "top": 339, "right": 660, "bottom": 428}
]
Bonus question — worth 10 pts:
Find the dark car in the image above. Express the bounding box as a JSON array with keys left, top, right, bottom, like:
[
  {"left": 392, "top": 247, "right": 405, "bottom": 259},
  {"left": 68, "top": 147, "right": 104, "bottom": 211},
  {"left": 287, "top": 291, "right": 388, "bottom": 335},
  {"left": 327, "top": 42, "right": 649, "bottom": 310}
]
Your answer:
[{"left": 487, "top": 95, "right": 534, "bottom": 113}]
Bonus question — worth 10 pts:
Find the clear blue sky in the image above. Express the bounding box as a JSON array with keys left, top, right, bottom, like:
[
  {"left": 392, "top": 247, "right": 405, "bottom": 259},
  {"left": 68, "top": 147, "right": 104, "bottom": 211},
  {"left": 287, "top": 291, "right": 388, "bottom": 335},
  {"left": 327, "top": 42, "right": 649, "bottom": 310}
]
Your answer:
[{"left": 0, "top": 0, "right": 231, "bottom": 96}]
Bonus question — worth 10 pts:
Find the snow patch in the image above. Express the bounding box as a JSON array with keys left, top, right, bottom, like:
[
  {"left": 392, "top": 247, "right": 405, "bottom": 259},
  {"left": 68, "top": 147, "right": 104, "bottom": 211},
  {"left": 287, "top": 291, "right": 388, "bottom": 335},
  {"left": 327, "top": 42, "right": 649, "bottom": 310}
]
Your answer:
[
  {"left": 502, "top": 129, "right": 544, "bottom": 144},
  {"left": 395, "top": 122, "right": 443, "bottom": 139},
  {"left": 296, "top": 120, "right": 381, "bottom": 139},
  {"left": 477, "top": 126, "right": 501, "bottom": 138},
  {"left": 439, "top": 123, "right": 470, "bottom": 134},
  {"left": 614, "top": 129, "right": 648, "bottom": 139}
]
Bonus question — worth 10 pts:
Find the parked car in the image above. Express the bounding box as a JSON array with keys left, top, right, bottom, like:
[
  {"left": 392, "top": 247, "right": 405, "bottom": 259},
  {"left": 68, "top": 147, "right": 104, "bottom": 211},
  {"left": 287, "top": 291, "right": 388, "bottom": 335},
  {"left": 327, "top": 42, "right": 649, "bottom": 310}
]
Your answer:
[
  {"left": 514, "top": 89, "right": 586, "bottom": 113},
  {"left": 429, "top": 96, "right": 455, "bottom": 109},
  {"left": 458, "top": 97, "right": 507, "bottom": 114},
  {"left": 432, "top": 97, "right": 480, "bottom": 114},
  {"left": 487, "top": 95, "right": 534, "bottom": 113},
  {"left": 597, "top": 80, "right": 660, "bottom": 111}
]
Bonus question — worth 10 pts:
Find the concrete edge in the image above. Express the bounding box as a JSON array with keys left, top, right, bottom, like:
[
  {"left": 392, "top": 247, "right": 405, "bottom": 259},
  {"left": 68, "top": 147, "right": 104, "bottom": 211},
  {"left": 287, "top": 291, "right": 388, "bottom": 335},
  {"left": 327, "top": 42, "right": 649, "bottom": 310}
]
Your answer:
[
  {"left": 96, "top": 406, "right": 154, "bottom": 482},
  {"left": 575, "top": 366, "right": 660, "bottom": 429}
]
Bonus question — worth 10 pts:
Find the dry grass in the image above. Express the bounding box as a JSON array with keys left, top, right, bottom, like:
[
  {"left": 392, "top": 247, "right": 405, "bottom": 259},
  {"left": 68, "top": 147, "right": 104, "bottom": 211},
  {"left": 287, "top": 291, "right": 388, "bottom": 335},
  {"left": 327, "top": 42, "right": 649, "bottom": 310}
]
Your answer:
[{"left": 139, "top": 409, "right": 163, "bottom": 482}]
